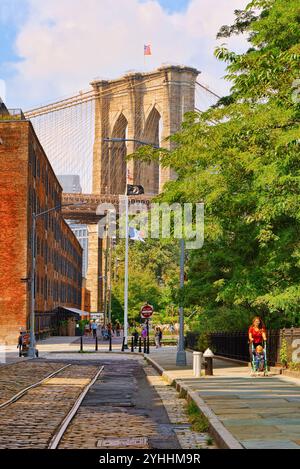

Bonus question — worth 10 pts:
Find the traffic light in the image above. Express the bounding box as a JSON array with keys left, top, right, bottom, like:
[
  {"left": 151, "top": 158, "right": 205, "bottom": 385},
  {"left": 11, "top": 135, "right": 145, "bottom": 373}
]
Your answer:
[{"left": 126, "top": 184, "right": 144, "bottom": 195}]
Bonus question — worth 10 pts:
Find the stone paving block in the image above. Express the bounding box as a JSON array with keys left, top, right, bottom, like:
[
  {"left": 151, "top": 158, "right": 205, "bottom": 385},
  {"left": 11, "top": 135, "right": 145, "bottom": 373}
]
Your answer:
[
  {"left": 219, "top": 413, "right": 262, "bottom": 420},
  {"left": 246, "top": 400, "right": 297, "bottom": 407},
  {"left": 263, "top": 418, "right": 300, "bottom": 426},
  {"left": 274, "top": 425, "right": 300, "bottom": 433},
  {"left": 241, "top": 440, "right": 300, "bottom": 449},
  {"left": 227, "top": 425, "right": 280, "bottom": 436},
  {"left": 197, "top": 393, "right": 240, "bottom": 398}
]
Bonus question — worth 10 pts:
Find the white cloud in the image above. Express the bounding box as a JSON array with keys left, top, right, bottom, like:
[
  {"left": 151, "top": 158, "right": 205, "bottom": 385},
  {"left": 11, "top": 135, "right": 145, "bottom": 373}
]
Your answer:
[{"left": 6, "top": 0, "right": 249, "bottom": 108}]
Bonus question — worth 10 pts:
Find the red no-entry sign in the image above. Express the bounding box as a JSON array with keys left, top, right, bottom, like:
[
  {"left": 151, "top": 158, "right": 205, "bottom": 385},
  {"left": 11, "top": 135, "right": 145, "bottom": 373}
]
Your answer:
[{"left": 140, "top": 304, "right": 154, "bottom": 319}]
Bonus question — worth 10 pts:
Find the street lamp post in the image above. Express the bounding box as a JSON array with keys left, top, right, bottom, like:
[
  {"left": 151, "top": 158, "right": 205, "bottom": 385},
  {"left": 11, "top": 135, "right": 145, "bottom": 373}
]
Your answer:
[
  {"left": 103, "top": 137, "right": 187, "bottom": 361},
  {"left": 123, "top": 192, "right": 129, "bottom": 349},
  {"left": 176, "top": 238, "right": 187, "bottom": 365},
  {"left": 28, "top": 202, "right": 86, "bottom": 358},
  {"left": 103, "top": 137, "right": 152, "bottom": 350}
]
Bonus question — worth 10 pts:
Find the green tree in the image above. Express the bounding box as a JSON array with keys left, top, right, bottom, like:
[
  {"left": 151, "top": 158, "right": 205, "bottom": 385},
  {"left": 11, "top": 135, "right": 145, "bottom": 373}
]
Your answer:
[
  {"left": 129, "top": 0, "right": 300, "bottom": 331},
  {"left": 111, "top": 238, "right": 180, "bottom": 325}
]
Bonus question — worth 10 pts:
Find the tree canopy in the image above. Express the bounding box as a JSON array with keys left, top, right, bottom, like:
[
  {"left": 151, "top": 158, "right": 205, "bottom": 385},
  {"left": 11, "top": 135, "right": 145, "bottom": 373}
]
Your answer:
[{"left": 129, "top": 0, "right": 300, "bottom": 331}]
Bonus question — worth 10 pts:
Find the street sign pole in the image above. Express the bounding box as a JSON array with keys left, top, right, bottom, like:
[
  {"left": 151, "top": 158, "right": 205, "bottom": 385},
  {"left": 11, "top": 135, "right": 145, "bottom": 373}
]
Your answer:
[
  {"left": 146, "top": 319, "right": 149, "bottom": 354},
  {"left": 140, "top": 303, "right": 153, "bottom": 355}
]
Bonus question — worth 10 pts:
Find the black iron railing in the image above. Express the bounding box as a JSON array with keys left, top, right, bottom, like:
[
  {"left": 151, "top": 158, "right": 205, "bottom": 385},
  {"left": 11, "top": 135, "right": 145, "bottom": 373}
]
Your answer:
[
  {"left": 185, "top": 330, "right": 281, "bottom": 366},
  {"left": 209, "top": 330, "right": 280, "bottom": 365},
  {"left": 0, "top": 108, "right": 26, "bottom": 120}
]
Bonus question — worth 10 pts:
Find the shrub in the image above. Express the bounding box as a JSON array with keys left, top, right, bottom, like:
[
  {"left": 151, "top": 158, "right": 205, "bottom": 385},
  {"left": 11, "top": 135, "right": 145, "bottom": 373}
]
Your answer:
[{"left": 279, "top": 338, "right": 288, "bottom": 367}]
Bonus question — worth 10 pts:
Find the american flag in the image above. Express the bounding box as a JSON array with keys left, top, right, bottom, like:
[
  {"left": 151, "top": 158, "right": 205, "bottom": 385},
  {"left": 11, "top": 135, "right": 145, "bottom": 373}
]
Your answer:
[{"left": 144, "top": 44, "right": 152, "bottom": 56}]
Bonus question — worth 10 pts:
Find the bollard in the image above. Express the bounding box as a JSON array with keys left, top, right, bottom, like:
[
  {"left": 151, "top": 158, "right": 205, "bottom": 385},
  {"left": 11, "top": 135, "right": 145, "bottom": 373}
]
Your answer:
[
  {"left": 95, "top": 336, "right": 98, "bottom": 351},
  {"left": 109, "top": 335, "right": 112, "bottom": 351},
  {"left": 80, "top": 336, "right": 83, "bottom": 352},
  {"left": 193, "top": 351, "right": 202, "bottom": 378},
  {"left": 131, "top": 336, "right": 134, "bottom": 352},
  {"left": 203, "top": 348, "right": 214, "bottom": 376},
  {"left": 138, "top": 337, "right": 142, "bottom": 353},
  {"left": 121, "top": 337, "right": 125, "bottom": 352}
]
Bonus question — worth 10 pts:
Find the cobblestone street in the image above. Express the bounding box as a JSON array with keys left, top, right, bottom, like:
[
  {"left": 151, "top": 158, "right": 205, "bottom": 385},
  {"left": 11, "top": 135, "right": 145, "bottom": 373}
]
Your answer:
[
  {"left": 0, "top": 361, "right": 69, "bottom": 405},
  {"left": 0, "top": 361, "right": 99, "bottom": 448},
  {"left": 0, "top": 355, "right": 216, "bottom": 449}
]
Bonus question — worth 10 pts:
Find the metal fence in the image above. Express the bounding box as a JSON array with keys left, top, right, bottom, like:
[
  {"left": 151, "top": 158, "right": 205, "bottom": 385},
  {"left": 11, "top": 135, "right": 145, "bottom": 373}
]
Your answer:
[
  {"left": 209, "top": 330, "right": 281, "bottom": 366},
  {"left": 0, "top": 108, "right": 25, "bottom": 120},
  {"left": 185, "top": 330, "right": 281, "bottom": 366}
]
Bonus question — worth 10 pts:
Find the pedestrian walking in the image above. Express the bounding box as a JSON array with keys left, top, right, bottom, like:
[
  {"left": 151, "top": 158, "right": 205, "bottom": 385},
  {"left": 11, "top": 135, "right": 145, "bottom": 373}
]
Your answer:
[
  {"left": 17, "top": 331, "right": 23, "bottom": 357},
  {"left": 133, "top": 326, "right": 139, "bottom": 347},
  {"left": 248, "top": 316, "right": 267, "bottom": 361},
  {"left": 155, "top": 326, "right": 162, "bottom": 348},
  {"left": 141, "top": 326, "right": 147, "bottom": 340},
  {"left": 91, "top": 320, "right": 98, "bottom": 338},
  {"left": 84, "top": 322, "right": 90, "bottom": 336},
  {"left": 115, "top": 321, "right": 121, "bottom": 337}
]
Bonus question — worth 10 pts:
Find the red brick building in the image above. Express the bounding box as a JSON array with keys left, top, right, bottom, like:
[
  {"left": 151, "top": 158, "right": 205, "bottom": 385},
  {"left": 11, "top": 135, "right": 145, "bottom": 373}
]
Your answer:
[{"left": 0, "top": 112, "right": 82, "bottom": 344}]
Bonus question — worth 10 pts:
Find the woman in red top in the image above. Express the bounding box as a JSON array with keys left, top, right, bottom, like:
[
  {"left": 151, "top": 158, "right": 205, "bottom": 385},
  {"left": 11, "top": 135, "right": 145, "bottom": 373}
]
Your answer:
[{"left": 248, "top": 316, "right": 267, "bottom": 347}]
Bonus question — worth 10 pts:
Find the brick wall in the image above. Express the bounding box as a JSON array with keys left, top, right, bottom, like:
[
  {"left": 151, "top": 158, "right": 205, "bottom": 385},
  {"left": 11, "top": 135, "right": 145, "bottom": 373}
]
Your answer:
[
  {"left": 0, "top": 121, "right": 29, "bottom": 344},
  {"left": 0, "top": 119, "right": 83, "bottom": 344}
]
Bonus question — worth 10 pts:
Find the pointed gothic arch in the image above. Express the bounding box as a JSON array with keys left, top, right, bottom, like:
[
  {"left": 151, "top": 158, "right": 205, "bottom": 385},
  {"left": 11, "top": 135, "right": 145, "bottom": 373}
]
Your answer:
[
  {"left": 110, "top": 113, "right": 128, "bottom": 194},
  {"left": 135, "top": 106, "right": 161, "bottom": 195}
]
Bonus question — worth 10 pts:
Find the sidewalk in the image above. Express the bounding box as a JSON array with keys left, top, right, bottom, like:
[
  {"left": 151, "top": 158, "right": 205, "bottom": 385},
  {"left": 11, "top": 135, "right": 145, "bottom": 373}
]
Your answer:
[
  {"left": 146, "top": 347, "right": 300, "bottom": 449},
  {"left": 36, "top": 335, "right": 124, "bottom": 355}
]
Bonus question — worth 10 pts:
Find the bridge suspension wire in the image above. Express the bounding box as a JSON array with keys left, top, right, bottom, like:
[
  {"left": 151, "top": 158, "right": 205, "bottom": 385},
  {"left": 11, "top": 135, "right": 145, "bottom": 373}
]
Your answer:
[{"left": 26, "top": 78, "right": 221, "bottom": 194}]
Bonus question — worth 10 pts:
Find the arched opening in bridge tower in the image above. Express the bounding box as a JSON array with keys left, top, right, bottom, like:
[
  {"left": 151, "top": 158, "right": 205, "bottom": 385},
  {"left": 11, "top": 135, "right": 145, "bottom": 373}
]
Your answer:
[
  {"left": 135, "top": 107, "right": 160, "bottom": 195},
  {"left": 110, "top": 113, "right": 128, "bottom": 195}
]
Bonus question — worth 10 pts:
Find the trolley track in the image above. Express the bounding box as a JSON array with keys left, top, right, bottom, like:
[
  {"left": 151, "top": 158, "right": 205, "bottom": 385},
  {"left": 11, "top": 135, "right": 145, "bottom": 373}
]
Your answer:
[
  {"left": 0, "top": 363, "right": 72, "bottom": 410},
  {"left": 0, "top": 360, "right": 72, "bottom": 406},
  {"left": 0, "top": 358, "right": 183, "bottom": 449},
  {"left": 0, "top": 362, "right": 102, "bottom": 449},
  {"left": 48, "top": 366, "right": 104, "bottom": 449}
]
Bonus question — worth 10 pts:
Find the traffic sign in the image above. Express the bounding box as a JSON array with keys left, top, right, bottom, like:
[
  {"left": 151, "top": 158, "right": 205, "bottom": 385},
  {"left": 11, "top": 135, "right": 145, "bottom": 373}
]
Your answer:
[{"left": 140, "top": 304, "right": 153, "bottom": 319}]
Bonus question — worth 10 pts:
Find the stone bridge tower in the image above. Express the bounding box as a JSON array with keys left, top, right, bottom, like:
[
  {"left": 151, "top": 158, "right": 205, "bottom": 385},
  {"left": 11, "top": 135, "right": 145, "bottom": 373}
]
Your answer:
[
  {"left": 91, "top": 65, "right": 199, "bottom": 196},
  {"left": 86, "top": 66, "right": 199, "bottom": 315}
]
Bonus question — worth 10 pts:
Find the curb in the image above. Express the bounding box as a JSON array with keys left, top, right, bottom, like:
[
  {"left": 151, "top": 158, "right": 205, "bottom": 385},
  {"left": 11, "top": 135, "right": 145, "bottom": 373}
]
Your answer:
[
  {"left": 144, "top": 355, "right": 244, "bottom": 450},
  {"left": 0, "top": 357, "right": 33, "bottom": 368}
]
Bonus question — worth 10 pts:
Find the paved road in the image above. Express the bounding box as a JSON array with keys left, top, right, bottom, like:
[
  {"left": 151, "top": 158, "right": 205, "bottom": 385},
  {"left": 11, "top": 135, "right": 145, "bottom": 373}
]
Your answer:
[
  {"left": 0, "top": 362, "right": 99, "bottom": 448},
  {"left": 0, "top": 356, "right": 215, "bottom": 449},
  {"left": 0, "top": 361, "right": 66, "bottom": 405},
  {"left": 58, "top": 358, "right": 180, "bottom": 449}
]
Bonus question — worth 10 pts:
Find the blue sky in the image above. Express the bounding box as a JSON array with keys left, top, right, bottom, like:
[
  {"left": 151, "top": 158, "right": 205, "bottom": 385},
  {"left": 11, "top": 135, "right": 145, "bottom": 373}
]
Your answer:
[
  {"left": 144, "top": 0, "right": 190, "bottom": 12},
  {"left": 0, "top": 0, "right": 192, "bottom": 102},
  {"left": 0, "top": 0, "right": 248, "bottom": 108}
]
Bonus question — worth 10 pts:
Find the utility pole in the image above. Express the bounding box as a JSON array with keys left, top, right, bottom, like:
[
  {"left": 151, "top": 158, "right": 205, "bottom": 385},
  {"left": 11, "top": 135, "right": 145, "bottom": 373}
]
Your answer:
[
  {"left": 176, "top": 238, "right": 187, "bottom": 365},
  {"left": 102, "top": 137, "right": 158, "bottom": 351},
  {"left": 103, "top": 226, "right": 109, "bottom": 325},
  {"left": 123, "top": 192, "right": 129, "bottom": 349},
  {"left": 108, "top": 237, "right": 113, "bottom": 323}
]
